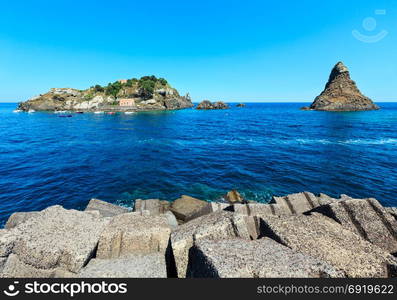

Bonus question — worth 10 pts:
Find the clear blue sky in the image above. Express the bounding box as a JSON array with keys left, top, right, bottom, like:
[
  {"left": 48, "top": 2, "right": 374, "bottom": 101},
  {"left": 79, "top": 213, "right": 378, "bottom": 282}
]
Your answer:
[{"left": 0, "top": 0, "right": 396, "bottom": 102}]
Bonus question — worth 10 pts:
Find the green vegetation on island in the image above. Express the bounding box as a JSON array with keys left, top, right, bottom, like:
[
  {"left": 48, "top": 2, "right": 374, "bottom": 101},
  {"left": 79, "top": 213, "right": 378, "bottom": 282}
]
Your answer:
[{"left": 89, "top": 76, "right": 169, "bottom": 100}]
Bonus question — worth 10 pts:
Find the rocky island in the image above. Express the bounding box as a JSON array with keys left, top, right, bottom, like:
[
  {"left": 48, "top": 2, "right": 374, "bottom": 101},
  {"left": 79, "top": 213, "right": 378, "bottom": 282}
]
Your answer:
[
  {"left": 17, "top": 76, "right": 193, "bottom": 112},
  {"left": 303, "top": 62, "right": 379, "bottom": 111},
  {"left": 1, "top": 191, "right": 396, "bottom": 278},
  {"left": 196, "top": 100, "right": 229, "bottom": 110}
]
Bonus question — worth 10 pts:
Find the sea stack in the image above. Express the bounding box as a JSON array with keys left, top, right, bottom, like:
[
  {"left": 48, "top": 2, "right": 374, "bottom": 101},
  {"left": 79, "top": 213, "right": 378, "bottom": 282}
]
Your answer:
[{"left": 308, "top": 62, "right": 379, "bottom": 111}]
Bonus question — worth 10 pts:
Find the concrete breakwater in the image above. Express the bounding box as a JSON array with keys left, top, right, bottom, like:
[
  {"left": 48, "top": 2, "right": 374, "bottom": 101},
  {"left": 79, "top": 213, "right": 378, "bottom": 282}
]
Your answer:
[{"left": 1, "top": 192, "right": 397, "bottom": 278}]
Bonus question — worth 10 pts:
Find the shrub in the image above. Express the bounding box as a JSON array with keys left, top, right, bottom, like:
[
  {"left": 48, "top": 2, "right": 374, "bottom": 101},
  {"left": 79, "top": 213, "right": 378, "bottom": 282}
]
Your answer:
[
  {"left": 158, "top": 78, "right": 167, "bottom": 86},
  {"left": 140, "top": 75, "right": 157, "bottom": 82},
  {"left": 105, "top": 81, "right": 122, "bottom": 98},
  {"left": 125, "top": 78, "right": 138, "bottom": 87},
  {"left": 102, "top": 76, "right": 168, "bottom": 99},
  {"left": 92, "top": 85, "right": 104, "bottom": 92},
  {"left": 84, "top": 92, "right": 94, "bottom": 100},
  {"left": 139, "top": 79, "right": 156, "bottom": 95}
]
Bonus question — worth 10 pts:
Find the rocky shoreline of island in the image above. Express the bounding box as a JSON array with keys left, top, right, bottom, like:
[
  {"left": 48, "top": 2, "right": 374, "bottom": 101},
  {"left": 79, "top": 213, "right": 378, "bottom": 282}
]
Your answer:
[{"left": 1, "top": 191, "right": 396, "bottom": 278}]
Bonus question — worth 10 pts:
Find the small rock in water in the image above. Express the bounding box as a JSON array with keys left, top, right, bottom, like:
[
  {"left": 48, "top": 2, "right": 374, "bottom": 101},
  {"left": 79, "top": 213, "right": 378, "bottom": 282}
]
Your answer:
[
  {"left": 223, "top": 190, "right": 245, "bottom": 204},
  {"left": 196, "top": 100, "right": 229, "bottom": 110}
]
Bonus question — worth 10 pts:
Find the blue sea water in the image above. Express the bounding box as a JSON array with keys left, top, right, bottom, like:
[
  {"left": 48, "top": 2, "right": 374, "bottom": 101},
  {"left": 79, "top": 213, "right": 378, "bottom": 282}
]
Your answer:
[{"left": 0, "top": 102, "right": 396, "bottom": 225}]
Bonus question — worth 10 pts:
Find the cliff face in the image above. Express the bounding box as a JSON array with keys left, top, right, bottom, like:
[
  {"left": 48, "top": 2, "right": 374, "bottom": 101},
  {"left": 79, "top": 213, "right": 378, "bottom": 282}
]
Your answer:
[
  {"left": 309, "top": 62, "right": 379, "bottom": 111},
  {"left": 18, "top": 76, "right": 193, "bottom": 111}
]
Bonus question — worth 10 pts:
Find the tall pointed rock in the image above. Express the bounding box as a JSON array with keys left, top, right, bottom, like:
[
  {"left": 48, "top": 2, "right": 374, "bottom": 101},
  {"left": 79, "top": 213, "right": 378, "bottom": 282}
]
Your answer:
[{"left": 309, "top": 62, "right": 379, "bottom": 111}]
